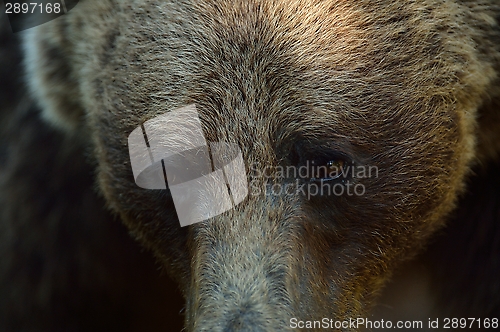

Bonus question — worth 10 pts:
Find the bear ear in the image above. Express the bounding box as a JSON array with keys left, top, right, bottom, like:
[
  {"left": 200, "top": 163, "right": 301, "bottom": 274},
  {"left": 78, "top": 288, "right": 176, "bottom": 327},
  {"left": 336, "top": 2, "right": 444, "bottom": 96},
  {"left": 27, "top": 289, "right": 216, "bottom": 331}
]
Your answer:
[{"left": 22, "top": 23, "right": 84, "bottom": 133}]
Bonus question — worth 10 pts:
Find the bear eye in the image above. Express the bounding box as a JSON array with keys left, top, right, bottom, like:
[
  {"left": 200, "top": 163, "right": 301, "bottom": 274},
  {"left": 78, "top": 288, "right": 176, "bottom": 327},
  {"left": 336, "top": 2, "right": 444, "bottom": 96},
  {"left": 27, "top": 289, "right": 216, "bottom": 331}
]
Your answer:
[
  {"left": 286, "top": 140, "right": 353, "bottom": 183},
  {"left": 309, "top": 158, "right": 347, "bottom": 182}
]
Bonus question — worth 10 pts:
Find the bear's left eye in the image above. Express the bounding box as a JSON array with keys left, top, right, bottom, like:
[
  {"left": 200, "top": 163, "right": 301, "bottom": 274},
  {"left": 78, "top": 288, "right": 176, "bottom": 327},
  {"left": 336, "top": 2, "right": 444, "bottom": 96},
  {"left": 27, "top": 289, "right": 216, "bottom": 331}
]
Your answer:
[
  {"left": 287, "top": 141, "right": 352, "bottom": 182},
  {"left": 309, "top": 159, "right": 346, "bottom": 182}
]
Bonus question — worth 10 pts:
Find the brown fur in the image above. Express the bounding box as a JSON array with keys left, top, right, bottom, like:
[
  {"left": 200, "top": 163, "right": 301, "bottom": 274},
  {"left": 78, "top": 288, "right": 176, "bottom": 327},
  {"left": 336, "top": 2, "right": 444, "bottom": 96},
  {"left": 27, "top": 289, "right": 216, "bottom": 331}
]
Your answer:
[
  {"left": 6, "top": 0, "right": 500, "bottom": 330},
  {"left": 0, "top": 10, "right": 184, "bottom": 331}
]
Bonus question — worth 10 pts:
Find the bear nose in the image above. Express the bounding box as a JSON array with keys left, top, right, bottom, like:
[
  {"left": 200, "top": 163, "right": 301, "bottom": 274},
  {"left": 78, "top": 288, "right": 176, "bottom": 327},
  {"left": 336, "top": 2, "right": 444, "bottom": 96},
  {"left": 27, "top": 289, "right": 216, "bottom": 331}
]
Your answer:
[{"left": 223, "top": 308, "right": 267, "bottom": 332}]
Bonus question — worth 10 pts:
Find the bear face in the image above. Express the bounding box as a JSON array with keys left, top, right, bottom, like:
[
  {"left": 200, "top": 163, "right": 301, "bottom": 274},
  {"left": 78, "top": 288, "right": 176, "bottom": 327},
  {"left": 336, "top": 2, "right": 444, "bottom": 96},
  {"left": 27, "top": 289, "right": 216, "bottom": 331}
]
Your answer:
[{"left": 21, "top": 0, "right": 500, "bottom": 330}]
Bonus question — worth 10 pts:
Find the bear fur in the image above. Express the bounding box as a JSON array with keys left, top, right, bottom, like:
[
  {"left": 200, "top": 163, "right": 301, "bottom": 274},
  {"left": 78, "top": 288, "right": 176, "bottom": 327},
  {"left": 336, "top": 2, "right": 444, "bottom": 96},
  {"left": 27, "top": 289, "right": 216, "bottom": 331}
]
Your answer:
[
  {"left": 1, "top": 0, "right": 500, "bottom": 331},
  {"left": 0, "top": 10, "right": 184, "bottom": 331}
]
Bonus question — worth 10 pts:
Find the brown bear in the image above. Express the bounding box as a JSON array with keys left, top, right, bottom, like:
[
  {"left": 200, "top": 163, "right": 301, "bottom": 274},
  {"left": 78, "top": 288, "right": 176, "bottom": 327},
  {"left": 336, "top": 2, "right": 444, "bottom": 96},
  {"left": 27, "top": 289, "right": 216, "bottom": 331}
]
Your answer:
[{"left": 1, "top": 0, "right": 500, "bottom": 331}]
